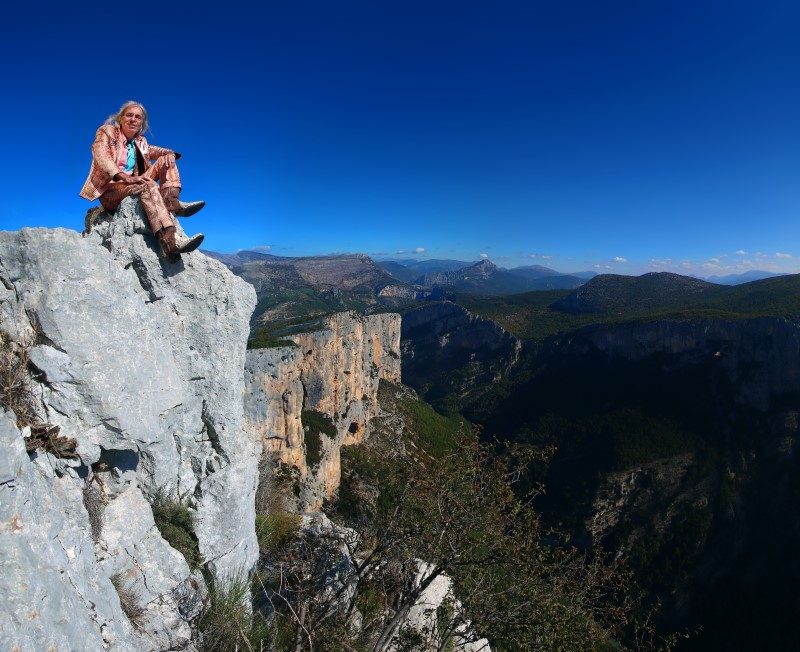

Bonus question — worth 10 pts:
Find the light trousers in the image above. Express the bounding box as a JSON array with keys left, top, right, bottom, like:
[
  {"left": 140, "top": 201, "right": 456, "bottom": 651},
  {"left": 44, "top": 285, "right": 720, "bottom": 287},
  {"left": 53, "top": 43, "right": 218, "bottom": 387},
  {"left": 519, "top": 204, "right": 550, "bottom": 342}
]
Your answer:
[{"left": 99, "top": 155, "right": 181, "bottom": 234}]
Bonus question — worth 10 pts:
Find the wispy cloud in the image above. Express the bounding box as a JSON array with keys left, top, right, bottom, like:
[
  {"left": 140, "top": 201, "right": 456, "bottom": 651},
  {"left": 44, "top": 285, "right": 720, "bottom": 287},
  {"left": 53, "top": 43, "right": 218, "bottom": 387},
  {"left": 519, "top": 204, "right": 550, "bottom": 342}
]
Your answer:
[
  {"left": 776, "top": 252, "right": 792, "bottom": 259},
  {"left": 612, "top": 256, "right": 627, "bottom": 263},
  {"left": 735, "top": 250, "right": 747, "bottom": 255},
  {"left": 480, "top": 253, "right": 489, "bottom": 259},
  {"left": 395, "top": 247, "right": 426, "bottom": 255}
]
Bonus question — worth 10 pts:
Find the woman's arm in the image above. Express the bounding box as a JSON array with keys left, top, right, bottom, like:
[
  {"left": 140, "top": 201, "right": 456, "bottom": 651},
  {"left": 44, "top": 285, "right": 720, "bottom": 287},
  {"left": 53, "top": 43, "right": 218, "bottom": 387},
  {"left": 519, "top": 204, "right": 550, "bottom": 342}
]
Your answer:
[
  {"left": 91, "top": 127, "right": 121, "bottom": 178},
  {"left": 146, "top": 144, "right": 182, "bottom": 161}
]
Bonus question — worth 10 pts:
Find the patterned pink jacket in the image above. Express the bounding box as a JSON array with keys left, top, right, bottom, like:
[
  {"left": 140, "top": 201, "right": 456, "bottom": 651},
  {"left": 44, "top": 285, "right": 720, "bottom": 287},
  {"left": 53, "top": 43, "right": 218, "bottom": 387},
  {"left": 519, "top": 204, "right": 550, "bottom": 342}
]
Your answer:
[{"left": 79, "top": 124, "right": 177, "bottom": 200}]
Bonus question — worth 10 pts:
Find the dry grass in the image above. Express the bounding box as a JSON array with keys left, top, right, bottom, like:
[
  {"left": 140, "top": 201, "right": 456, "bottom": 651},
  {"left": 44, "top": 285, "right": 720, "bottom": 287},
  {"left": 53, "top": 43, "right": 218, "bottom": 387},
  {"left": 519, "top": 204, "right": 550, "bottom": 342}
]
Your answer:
[
  {"left": 25, "top": 423, "right": 77, "bottom": 458},
  {"left": 0, "top": 333, "right": 76, "bottom": 458},
  {"left": 82, "top": 206, "right": 109, "bottom": 237},
  {"left": 83, "top": 481, "right": 105, "bottom": 541},
  {"left": 111, "top": 573, "right": 146, "bottom": 630},
  {"left": 0, "top": 334, "right": 38, "bottom": 428}
]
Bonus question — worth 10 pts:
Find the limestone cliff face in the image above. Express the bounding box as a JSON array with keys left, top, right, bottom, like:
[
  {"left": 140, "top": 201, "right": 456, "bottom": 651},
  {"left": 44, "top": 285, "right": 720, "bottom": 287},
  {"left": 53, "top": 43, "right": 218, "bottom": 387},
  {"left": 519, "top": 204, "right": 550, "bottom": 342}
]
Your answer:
[
  {"left": 244, "top": 312, "right": 401, "bottom": 510},
  {"left": 401, "top": 301, "right": 521, "bottom": 402},
  {"left": 0, "top": 199, "right": 258, "bottom": 650},
  {"left": 562, "top": 317, "right": 800, "bottom": 412}
]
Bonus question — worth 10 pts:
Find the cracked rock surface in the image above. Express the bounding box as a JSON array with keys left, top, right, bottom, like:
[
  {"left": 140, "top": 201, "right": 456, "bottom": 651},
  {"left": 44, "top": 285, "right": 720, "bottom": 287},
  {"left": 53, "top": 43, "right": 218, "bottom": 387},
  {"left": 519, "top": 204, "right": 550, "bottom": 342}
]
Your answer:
[{"left": 0, "top": 198, "right": 257, "bottom": 650}]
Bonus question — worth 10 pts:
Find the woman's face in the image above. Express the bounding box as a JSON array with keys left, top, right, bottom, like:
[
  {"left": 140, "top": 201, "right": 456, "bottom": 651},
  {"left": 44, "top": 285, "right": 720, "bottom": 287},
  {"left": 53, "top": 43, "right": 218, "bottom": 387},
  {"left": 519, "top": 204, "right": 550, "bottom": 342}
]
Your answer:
[{"left": 119, "top": 105, "right": 144, "bottom": 140}]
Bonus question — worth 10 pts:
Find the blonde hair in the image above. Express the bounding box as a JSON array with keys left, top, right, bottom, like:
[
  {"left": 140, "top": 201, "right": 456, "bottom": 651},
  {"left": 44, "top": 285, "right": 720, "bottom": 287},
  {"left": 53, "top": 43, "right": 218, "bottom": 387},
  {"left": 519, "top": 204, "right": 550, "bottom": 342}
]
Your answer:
[{"left": 106, "top": 100, "right": 149, "bottom": 135}]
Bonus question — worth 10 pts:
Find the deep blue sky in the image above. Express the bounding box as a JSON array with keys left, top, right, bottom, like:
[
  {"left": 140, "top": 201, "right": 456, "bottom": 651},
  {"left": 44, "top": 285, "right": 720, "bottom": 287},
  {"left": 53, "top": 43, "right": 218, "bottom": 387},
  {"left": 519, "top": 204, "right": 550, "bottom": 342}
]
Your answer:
[{"left": 2, "top": 1, "right": 799, "bottom": 276}]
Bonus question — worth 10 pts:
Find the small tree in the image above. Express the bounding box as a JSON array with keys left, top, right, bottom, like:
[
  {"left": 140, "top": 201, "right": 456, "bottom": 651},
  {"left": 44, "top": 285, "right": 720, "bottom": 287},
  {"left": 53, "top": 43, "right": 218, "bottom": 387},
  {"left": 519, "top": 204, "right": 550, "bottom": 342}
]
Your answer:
[{"left": 255, "top": 430, "right": 669, "bottom": 651}]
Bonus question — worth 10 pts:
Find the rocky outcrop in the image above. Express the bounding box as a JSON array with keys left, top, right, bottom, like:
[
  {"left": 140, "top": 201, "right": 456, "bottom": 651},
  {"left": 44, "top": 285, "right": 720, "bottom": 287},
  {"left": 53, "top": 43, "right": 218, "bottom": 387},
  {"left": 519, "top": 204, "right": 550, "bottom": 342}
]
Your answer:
[
  {"left": 0, "top": 198, "right": 257, "bottom": 649},
  {"left": 376, "top": 283, "right": 428, "bottom": 303},
  {"left": 586, "top": 453, "right": 702, "bottom": 542},
  {"left": 244, "top": 312, "right": 401, "bottom": 510},
  {"left": 397, "top": 563, "right": 491, "bottom": 652}
]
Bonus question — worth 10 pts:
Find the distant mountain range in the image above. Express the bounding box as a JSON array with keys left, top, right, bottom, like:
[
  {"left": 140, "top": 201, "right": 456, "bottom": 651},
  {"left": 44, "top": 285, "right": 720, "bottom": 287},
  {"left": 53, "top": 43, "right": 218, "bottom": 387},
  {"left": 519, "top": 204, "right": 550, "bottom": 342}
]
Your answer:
[
  {"left": 552, "top": 271, "right": 800, "bottom": 317},
  {"left": 206, "top": 249, "right": 800, "bottom": 337},
  {"left": 204, "top": 251, "right": 420, "bottom": 330},
  {"left": 703, "top": 270, "right": 788, "bottom": 285},
  {"left": 552, "top": 272, "right": 719, "bottom": 314},
  {"left": 378, "top": 258, "right": 595, "bottom": 294}
]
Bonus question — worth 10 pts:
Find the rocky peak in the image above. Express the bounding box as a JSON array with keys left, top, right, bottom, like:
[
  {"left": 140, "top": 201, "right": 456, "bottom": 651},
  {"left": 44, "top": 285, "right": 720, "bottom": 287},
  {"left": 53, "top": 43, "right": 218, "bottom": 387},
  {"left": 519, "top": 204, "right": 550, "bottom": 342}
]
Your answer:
[
  {"left": 0, "top": 198, "right": 257, "bottom": 649},
  {"left": 470, "top": 259, "right": 498, "bottom": 275}
]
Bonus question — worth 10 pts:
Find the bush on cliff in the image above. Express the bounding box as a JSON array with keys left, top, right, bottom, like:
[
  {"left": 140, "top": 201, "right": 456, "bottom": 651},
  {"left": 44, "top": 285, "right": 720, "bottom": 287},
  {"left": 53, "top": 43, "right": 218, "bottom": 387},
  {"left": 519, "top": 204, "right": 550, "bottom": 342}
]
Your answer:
[
  {"left": 255, "top": 511, "right": 301, "bottom": 556},
  {"left": 198, "top": 573, "right": 270, "bottom": 652},
  {"left": 302, "top": 409, "right": 336, "bottom": 468},
  {"left": 247, "top": 326, "right": 298, "bottom": 349},
  {"left": 151, "top": 490, "right": 202, "bottom": 570},
  {"left": 263, "top": 426, "right": 675, "bottom": 651},
  {"left": 0, "top": 333, "right": 37, "bottom": 427}
]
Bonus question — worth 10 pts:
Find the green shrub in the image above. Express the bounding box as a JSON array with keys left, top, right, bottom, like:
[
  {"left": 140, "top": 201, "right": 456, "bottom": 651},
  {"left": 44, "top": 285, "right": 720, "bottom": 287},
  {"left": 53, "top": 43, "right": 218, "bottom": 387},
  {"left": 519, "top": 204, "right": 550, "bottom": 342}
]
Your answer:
[
  {"left": 302, "top": 409, "right": 337, "bottom": 439},
  {"left": 198, "top": 573, "right": 270, "bottom": 652},
  {"left": 151, "top": 490, "right": 202, "bottom": 569},
  {"left": 355, "top": 581, "right": 384, "bottom": 625},
  {"left": 302, "top": 409, "right": 336, "bottom": 467},
  {"left": 247, "top": 327, "right": 298, "bottom": 349},
  {"left": 305, "top": 428, "right": 323, "bottom": 468},
  {"left": 255, "top": 511, "right": 301, "bottom": 555},
  {"left": 395, "top": 391, "right": 468, "bottom": 458}
]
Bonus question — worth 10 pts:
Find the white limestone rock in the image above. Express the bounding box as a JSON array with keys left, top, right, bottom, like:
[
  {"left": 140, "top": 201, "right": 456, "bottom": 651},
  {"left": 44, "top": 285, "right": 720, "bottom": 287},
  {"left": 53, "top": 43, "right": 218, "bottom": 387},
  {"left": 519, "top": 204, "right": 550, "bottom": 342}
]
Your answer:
[
  {"left": 0, "top": 410, "right": 136, "bottom": 651},
  {"left": 0, "top": 198, "right": 258, "bottom": 649}
]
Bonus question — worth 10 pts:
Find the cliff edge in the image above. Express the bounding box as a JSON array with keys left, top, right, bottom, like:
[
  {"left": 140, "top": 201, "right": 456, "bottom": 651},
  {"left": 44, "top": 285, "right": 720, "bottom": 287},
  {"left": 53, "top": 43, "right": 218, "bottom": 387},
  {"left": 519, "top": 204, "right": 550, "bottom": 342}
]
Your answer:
[{"left": 0, "top": 199, "right": 257, "bottom": 650}]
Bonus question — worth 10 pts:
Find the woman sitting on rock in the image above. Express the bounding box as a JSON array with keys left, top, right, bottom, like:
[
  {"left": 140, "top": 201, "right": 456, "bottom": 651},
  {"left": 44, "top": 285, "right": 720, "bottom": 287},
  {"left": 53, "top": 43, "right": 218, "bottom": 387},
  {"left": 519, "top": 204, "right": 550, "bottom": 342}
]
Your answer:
[{"left": 80, "top": 100, "right": 204, "bottom": 258}]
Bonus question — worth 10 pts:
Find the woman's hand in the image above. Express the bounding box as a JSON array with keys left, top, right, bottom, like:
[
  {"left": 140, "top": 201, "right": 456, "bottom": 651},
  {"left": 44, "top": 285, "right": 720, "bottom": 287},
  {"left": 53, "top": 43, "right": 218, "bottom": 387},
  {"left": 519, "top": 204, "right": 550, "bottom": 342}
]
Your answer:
[
  {"left": 114, "top": 173, "right": 144, "bottom": 184},
  {"left": 161, "top": 152, "right": 176, "bottom": 169}
]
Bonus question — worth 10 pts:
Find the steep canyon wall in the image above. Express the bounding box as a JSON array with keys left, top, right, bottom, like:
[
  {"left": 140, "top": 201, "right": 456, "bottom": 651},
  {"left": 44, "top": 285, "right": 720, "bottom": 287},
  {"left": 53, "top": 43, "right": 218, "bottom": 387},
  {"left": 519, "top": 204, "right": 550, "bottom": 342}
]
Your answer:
[{"left": 244, "top": 312, "right": 401, "bottom": 510}]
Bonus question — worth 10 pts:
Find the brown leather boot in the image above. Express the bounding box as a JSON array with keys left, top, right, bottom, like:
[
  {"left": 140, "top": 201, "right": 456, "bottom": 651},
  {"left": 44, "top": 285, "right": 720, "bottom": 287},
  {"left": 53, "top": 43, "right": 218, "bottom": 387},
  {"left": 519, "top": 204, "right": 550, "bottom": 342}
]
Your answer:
[
  {"left": 162, "top": 187, "right": 205, "bottom": 217},
  {"left": 158, "top": 226, "right": 179, "bottom": 258},
  {"left": 175, "top": 231, "right": 205, "bottom": 254}
]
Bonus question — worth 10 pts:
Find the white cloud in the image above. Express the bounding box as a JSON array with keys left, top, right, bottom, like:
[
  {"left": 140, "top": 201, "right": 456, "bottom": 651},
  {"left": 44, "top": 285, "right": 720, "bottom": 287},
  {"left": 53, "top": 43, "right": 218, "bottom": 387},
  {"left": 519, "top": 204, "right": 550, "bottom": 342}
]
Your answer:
[
  {"left": 612, "top": 256, "right": 627, "bottom": 263},
  {"left": 245, "top": 245, "right": 271, "bottom": 252},
  {"left": 395, "top": 247, "right": 426, "bottom": 255},
  {"left": 541, "top": 255, "right": 553, "bottom": 261},
  {"left": 480, "top": 253, "right": 489, "bottom": 259},
  {"left": 735, "top": 250, "right": 747, "bottom": 255},
  {"left": 708, "top": 257, "right": 720, "bottom": 264},
  {"left": 648, "top": 258, "right": 676, "bottom": 269},
  {"left": 776, "top": 252, "right": 792, "bottom": 259}
]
